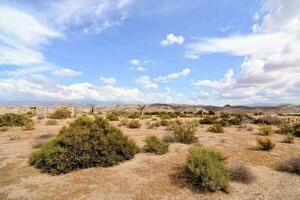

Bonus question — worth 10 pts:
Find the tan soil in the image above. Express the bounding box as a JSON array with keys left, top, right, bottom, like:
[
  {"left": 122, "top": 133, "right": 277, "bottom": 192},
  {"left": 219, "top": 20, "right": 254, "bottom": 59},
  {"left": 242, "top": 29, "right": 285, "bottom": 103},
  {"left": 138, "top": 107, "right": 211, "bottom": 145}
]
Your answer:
[{"left": 0, "top": 117, "right": 300, "bottom": 200}]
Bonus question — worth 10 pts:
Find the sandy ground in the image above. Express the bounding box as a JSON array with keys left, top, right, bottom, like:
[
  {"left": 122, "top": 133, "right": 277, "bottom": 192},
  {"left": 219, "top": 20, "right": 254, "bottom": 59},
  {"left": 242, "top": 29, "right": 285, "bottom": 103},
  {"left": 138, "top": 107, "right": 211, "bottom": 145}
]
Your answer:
[{"left": 1, "top": 117, "right": 300, "bottom": 200}]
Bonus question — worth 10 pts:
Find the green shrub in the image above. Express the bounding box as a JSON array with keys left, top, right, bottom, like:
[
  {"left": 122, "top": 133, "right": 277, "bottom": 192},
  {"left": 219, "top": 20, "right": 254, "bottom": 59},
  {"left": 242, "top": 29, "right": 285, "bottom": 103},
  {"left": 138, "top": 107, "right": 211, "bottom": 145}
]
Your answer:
[
  {"left": 185, "top": 147, "right": 230, "bottom": 193},
  {"left": 277, "top": 156, "right": 300, "bottom": 175},
  {"left": 127, "top": 119, "right": 142, "bottom": 129},
  {"left": 254, "top": 115, "right": 282, "bottom": 125},
  {"left": 29, "top": 116, "right": 139, "bottom": 175},
  {"left": 105, "top": 112, "right": 119, "bottom": 121},
  {"left": 256, "top": 137, "right": 275, "bottom": 151},
  {"left": 199, "top": 116, "right": 217, "bottom": 124},
  {"left": 228, "top": 162, "right": 255, "bottom": 184},
  {"left": 170, "top": 122, "right": 198, "bottom": 144},
  {"left": 259, "top": 125, "right": 273, "bottom": 135},
  {"left": 207, "top": 124, "right": 224, "bottom": 133},
  {"left": 293, "top": 123, "right": 300, "bottom": 137},
  {"left": 46, "top": 119, "right": 58, "bottom": 126},
  {"left": 49, "top": 108, "right": 71, "bottom": 119},
  {"left": 282, "top": 134, "right": 295, "bottom": 144},
  {"left": 143, "top": 136, "right": 169, "bottom": 155},
  {"left": 277, "top": 124, "right": 294, "bottom": 134},
  {"left": 0, "top": 113, "right": 31, "bottom": 127}
]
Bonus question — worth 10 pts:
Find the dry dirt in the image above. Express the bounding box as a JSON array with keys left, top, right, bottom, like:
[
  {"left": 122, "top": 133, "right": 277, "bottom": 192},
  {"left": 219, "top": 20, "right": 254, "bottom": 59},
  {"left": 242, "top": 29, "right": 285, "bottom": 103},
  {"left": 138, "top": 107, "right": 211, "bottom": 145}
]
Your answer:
[{"left": 1, "top": 117, "right": 300, "bottom": 200}]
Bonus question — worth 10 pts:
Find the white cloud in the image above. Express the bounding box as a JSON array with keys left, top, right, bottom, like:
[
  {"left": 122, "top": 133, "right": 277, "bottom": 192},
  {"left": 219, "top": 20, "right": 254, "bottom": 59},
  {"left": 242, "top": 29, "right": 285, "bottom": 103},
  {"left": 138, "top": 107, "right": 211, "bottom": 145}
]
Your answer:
[
  {"left": 189, "top": 0, "right": 300, "bottom": 103},
  {"left": 52, "top": 68, "right": 82, "bottom": 77},
  {"left": 161, "top": 33, "right": 184, "bottom": 46},
  {"left": 155, "top": 68, "right": 191, "bottom": 82},
  {"left": 129, "top": 58, "right": 147, "bottom": 71},
  {"left": 135, "top": 76, "right": 157, "bottom": 89},
  {"left": 100, "top": 76, "right": 117, "bottom": 85}
]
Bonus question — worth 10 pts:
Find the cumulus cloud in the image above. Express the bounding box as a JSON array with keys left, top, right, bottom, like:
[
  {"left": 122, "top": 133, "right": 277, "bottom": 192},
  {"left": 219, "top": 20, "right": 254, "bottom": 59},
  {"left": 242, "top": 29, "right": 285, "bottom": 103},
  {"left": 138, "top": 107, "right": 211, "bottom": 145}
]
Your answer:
[
  {"left": 135, "top": 76, "right": 157, "bottom": 89},
  {"left": 52, "top": 68, "right": 82, "bottom": 77},
  {"left": 189, "top": 0, "right": 300, "bottom": 103},
  {"left": 100, "top": 76, "right": 117, "bottom": 85},
  {"left": 155, "top": 68, "right": 191, "bottom": 82},
  {"left": 161, "top": 33, "right": 184, "bottom": 46},
  {"left": 129, "top": 58, "right": 148, "bottom": 71}
]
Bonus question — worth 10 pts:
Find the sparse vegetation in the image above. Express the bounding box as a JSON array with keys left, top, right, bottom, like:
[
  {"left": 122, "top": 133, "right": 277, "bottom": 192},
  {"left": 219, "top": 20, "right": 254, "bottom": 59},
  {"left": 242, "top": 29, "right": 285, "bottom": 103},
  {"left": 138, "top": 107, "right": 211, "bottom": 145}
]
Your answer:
[
  {"left": 29, "top": 116, "right": 139, "bottom": 174},
  {"left": 184, "top": 147, "right": 230, "bottom": 193},
  {"left": 259, "top": 125, "right": 273, "bottom": 135},
  {"left": 199, "top": 116, "right": 217, "bottom": 124},
  {"left": 105, "top": 112, "right": 119, "bottom": 121},
  {"left": 0, "top": 113, "right": 32, "bottom": 127},
  {"left": 277, "top": 156, "right": 300, "bottom": 175},
  {"left": 207, "top": 124, "right": 224, "bottom": 133},
  {"left": 282, "top": 134, "right": 295, "bottom": 143},
  {"left": 170, "top": 121, "right": 198, "bottom": 144},
  {"left": 22, "top": 120, "right": 35, "bottom": 131},
  {"left": 228, "top": 162, "right": 255, "bottom": 184},
  {"left": 143, "top": 136, "right": 169, "bottom": 155},
  {"left": 49, "top": 108, "right": 71, "bottom": 119},
  {"left": 293, "top": 123, "right": 300, "bottom": 137},
  {"left": 256, "top": 137, "right": 275, "bottom": 151},
  {"left": 46, "top": 119, "right": 58, "bottom": 126},
  {"left": 127, "top": 119, "right": 142, "bottom": 129}
]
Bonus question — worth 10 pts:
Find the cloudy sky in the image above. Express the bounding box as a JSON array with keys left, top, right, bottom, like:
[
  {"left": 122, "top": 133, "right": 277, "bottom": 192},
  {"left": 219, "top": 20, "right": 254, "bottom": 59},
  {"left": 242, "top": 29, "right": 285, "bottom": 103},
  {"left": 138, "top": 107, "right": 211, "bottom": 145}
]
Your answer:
[{"left": 0, "top": 0, "right": 299, "bottom": 105}]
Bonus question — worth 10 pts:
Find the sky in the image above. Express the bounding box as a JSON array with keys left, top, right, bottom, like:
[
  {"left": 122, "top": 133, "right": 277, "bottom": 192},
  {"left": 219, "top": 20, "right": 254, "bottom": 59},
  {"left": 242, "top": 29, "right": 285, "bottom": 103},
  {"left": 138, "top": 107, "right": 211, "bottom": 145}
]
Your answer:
[{"left": 0, "top": 0, "right": 299, "bottom": 106}]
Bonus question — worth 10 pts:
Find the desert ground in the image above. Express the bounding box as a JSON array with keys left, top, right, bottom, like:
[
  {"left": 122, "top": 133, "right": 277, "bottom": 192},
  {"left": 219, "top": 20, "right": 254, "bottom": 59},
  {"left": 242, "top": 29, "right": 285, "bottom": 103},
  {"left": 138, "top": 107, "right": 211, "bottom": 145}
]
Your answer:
[{"left": 1, "top": 110, "right": 300, "bottom": 200}]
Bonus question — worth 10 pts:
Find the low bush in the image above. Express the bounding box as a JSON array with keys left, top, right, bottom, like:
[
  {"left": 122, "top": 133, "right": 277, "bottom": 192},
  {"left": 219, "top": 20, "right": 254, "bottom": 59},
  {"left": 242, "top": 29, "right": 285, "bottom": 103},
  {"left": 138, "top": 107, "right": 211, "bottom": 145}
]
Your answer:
[
  {"left": 254, "top": 115, "right": 282, "bottom": 125},
  {"left": 228, "top": 162, "right": 255, "bottom": 184},
  {"left": 259, "top": 125, "right": 273, "bottom": 135},
  {"left": 277, "top": 124, "right": 294, "bottom": 134},
  {"left": 143, "top": 136, "right": 169, "bottom": 155},
  {"left": 170, "top": 121, "right": 198, "bottom": 144},
  {"left": 29, "top": 116, "right": 140, "bottom": 174},
  {"left": 49, "top": 108, "right": 71, "bottom": 119},
  {"left": 0, "top": 113, "right": 32, "bottom": 127},
  {"left": 185, "top": 147, "right": 230, "bottom": 193},
  {"left": 105, "top": 112, "right": 119, "bottom": 121},
  {"left": 159, "top": 119, "right": 170, "bottom": 126},
  {"left": 256, "top": 137, "right": 275, "bottom": 151},
  {"left": 277, "top": 156, "right": 300, "bottom": 175},
  {"left": 207, "top": 124, "right": 224, "bottom": 133},
  {"left": 118, "top": 118, "right": 129, "bottom": 127},
  {"left": 22, "top": 120, "right": 35, "bottom": 131},
  {"left": 147, "top": 121, "right": 160, "bottom": 129},
  {"left": 46, "top": 119, "right": 58, "bottom": 126},
  {"left": 293, "top": 123, "right": 300, "bottom": 137},
  {"left": 0, "top": 126, "right": 9, "bottom": 132},
  {"left": 282, "top": 134, "right": 295, "bottom": 143},
  {"left": 199, "top": 116, "right": 217, "bottom": 124},
  {"left": 127, "top": 119, "right": 142, "bottom": 129}
]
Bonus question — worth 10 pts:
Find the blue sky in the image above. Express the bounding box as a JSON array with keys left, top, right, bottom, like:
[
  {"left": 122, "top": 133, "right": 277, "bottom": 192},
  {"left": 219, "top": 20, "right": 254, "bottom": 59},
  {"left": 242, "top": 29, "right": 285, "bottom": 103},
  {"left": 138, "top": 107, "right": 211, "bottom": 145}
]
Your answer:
[{"left": 0, "top": 0, "right": 299, "bottom": 105}]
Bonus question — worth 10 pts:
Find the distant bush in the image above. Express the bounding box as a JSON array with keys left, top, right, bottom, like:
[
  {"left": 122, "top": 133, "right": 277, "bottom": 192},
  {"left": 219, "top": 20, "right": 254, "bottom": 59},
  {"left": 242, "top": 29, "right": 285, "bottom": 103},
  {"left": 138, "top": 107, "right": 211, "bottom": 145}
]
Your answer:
[
  {"left": 105, "top": 112, "right": 119, "bottom": 121},
  {"left": 185, "top": 147, "right": 230, "bottom": 193},
  {"left": 254, "top": 115, "right": 282, "bottom": 125},
  {"left": 162, "top": 134, "right": 177, "bottom": 143},
  {"left": 0, "top": 113, "right": 32, "bottom": 127},
  {"left": 22, "top": 120, "right": 35, "bottom": 131},
  {"left": 29, "top": 116, "right": 139, "bottom": 174},
  {"left": 118, "top": 118, "right": 129, "bottom": 127},
  {"left": 46, "top": 119, "right": 58, "bottom": 126},
  {"left": 293, "top": 123, "right": 300, "bottom": 137},
  {"left": 127, "top": 112, "right": 140, "bottom": 119},
  {"left": 127, "top": 119, "right": 142, "bottom": 129},
  {"left": 199, "top": 116, "right": 217, "bottom": 124},
  {"left": 282, "top": 134, "right": 295, "bottom": 144},
  {"left": 207, "top": 124, "right": 224, "bottom": 133},
  {"left": 277, "top": 124, "right": 294, "bottom": 134},
  {"left": 159, "top": 119, "right": 170, "bottom": 126},
  {"left": 277, "top": 156, "right": 300, "bottom": 175},
  {"left": 147, "top": 121, "right": 160, "bottom": 129},
  {"left": 49, "top": 108, "right": 71, "bottom": 119},
  {"left": 256, "top": 137, "right": 275, "bottom": 151},
  {"left": 228, "top": 162, "right": 255, "bottom": 184},
  {"left": 143, "top": 136, "right": 169, "bottom": 155},
  {"left": 170, "top": 121, "right": 198, "bottom": 144},
  {"left": 259, "top": 125, "right": 273, "bottom": 135}
]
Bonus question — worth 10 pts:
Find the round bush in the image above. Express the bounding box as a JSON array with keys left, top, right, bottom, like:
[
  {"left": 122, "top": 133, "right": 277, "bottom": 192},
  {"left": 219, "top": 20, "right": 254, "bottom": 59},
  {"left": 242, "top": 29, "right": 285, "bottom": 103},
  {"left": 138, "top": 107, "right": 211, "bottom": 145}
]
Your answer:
[
  {"left": 143, "top": 136, "right": 169, "bottom": 155},
  {"left": 49, "top": 108, "right": 71, "bottom": 119},
  {"left": 185, "top": 147, "right": 230, "bottom": 193},
  {"left": 127, "top": 119, "right": 141, "bottom": 129},
  {"left": 29, "top": 115, "right": 139, "bottom": 174},
  {"left": 170, "top": 121, "right": 198, "bottom": 144}
]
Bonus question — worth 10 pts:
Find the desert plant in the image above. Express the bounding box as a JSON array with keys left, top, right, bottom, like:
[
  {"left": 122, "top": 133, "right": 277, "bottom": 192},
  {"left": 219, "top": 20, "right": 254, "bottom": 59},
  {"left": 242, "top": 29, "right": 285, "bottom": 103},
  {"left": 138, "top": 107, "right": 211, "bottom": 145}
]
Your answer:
[
  {"left": 49, "top": 108, "right": 71, "bottom": 119},
  {"left": 29, "top": 116, "right": 140, "bottom": 174},
  {"left": 277, "top": 124, "right": 294, "bottom": 134},
  {"left": 0, "top": 126, "right": 9, "bottom": 132},
  {"left": 259, "top": 125, "right": 273, "bottom": 135},
  {"left": 282, "top": 134, "right": 295, "bottom": 143},
  {"left": 46, "top": 119, "right": 58, "bottom": 126},
  {"left": 256, "top": 137, "right": 275, "bottom": 151},
  {"left": 184, "top": 147, "right": 230, "bottom": 193},
  {"left": 118, "top": 118, "right": 129, "bottom": 127},
  {"left": 105, "top": 112, "right": 119, "bottom": 121},
  {"left": 162, "top": 134, "right": 177, "bottom": 143},
  {"left": 199, "top": 116, "right": 217, "bottom": 124},
  {"left": 159, "top": 119, "right": 170, "bottom": 126},
  {"left": 254, "top": 115, "right": 282, "bottom": 125},
  {"left": 207, "top": 124, "right": 224, "bottom": 133},
  {"left": 147, "top": 121, "right": 160, "bottom": 129},
  {"left": 127, "top": 119, "right": 142, "bottom": 129},
  {"left": 170, "top": 121, "right": 198, "bottom": 144},
  {"left": 143, "top": 136, "right": 169, "bottom": 155},
  {"left": 0, "top": 113, "right": 32, "bottom": 127},
  {"left": 293, "top": 123, "right": 300, "bottom": 137},
  {"left": 277, "top": 156, "right": 300, "bottom": 175},
  {"left": 228, "top": 162, "right": 255, "bottom": 184}
]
